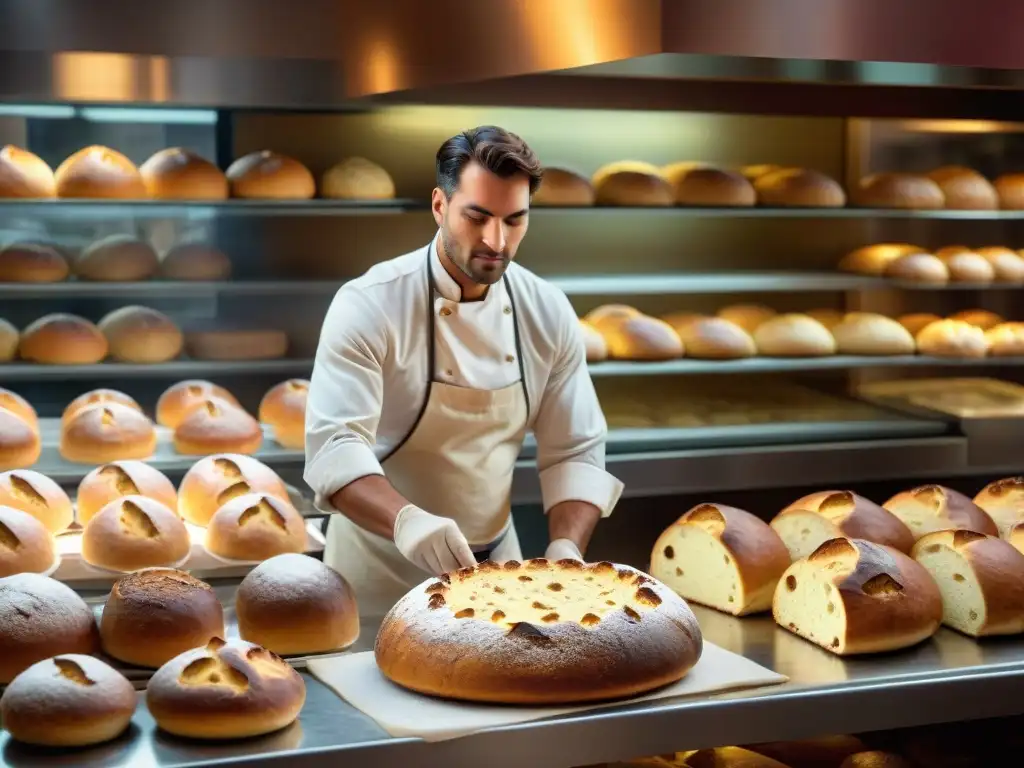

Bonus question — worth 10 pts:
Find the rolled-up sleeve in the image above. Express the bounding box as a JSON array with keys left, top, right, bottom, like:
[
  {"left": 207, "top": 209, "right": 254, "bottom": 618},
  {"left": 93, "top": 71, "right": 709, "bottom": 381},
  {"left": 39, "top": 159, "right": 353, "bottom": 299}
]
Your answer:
[
  {"left": 304, "top": 287, "right": 389, "bottom": 511},
  {"left": 532, "top": 296, "right": 624, "bottom": 517}
]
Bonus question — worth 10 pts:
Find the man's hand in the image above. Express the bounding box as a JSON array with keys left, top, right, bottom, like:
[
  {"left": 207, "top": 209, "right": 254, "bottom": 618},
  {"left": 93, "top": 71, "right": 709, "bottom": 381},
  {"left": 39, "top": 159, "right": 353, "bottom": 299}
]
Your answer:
[
  {"left": 393, "top": 505, "right": 476, "bottom": 576},
  {"left": 545, "top": 537, "right": 584, "bottom": 562}
]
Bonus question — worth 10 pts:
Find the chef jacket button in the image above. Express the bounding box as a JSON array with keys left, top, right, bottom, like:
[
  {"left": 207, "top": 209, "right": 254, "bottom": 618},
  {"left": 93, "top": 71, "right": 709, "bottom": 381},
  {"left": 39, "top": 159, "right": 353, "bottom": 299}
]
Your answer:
[
  {"left": 439, "top": 307, "right": 452, "bottom": 317},
  {"left": 506, "top": 354, "right": 515, "bottom": 363},
  {"left": 503, "top": 306, "right": 512, "bottom": 314}
]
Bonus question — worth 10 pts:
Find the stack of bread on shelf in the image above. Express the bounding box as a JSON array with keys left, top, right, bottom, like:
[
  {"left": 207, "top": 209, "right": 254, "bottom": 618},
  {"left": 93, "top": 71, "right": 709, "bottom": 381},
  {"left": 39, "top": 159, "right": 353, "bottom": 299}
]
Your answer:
[
  {"left": 840, "top": 242, "right": 1024, "bottom": 285},
  {"left": 650, "top": 476, "right": 1024, "bottom": 657},
  {"left": 0, "top": 143, "right": 396, "bottom": 201},
  {"left": 852, "top": 165, "right": 1024, "bottom": 210}
]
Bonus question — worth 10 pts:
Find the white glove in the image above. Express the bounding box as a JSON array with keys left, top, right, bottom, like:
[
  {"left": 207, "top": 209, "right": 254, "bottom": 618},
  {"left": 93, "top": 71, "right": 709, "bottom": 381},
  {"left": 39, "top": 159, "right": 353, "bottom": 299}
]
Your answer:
[
  {"left": 545, "top": 538, "right": 584, "bottom": 562},
  {"left": 393, "top": 505, "right": 476, "bottom": 576}
]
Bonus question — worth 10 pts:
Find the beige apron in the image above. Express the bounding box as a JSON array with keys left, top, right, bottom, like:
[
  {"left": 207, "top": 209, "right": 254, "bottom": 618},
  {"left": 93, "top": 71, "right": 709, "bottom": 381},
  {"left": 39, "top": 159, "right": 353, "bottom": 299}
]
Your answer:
[{"left": 324, "top": 250, "right": 529, "bottom": 618}]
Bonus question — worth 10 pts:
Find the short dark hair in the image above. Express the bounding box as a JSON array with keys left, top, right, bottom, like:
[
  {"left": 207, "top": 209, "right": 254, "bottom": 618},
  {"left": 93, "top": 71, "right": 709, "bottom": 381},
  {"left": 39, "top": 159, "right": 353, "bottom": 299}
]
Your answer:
[{"left": 435, "top": 126, "right": 542, "bottom": 197}]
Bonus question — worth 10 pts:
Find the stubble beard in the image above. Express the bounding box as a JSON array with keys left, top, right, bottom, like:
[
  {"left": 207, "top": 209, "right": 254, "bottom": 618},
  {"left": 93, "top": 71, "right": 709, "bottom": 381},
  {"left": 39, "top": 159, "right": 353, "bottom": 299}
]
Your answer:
[{"left": 440, "top": 226, "right": 508, "bottom": 286}]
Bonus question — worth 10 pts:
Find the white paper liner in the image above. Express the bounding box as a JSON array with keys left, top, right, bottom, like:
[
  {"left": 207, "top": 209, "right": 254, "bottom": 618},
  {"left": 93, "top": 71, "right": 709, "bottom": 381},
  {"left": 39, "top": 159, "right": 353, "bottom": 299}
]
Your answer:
[{"left": 76, "top": 551, "right": 192, "bottom": 576}]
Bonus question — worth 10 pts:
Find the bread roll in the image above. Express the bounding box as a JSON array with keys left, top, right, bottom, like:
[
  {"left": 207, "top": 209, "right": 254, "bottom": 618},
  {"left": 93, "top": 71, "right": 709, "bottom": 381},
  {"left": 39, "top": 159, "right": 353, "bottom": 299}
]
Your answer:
[
  {"left": 205, "top": 493, "right": 306, "bottom": 561},
  {"left": 949, "top": 309, "right": 1003, "bottom": 330},
  {"left": 806, "top": 308, "right": 844, "bottom": 330},
  {"left": 885, "top": 252, "right": 949, "bottom": 284},
  {"left": 974, "top": 246, "right": 1024, "bottom": 283},
  {"left": 985, "top": 322, "right": 1024, "bottom": 356},
  {"left": 0, "top": 654, "right": 136, "bottom": 747},
  {"left": 0, "top": 145, "right": 56, "bottom": 198},
  {"left": 753, "top": 168, "right": 846, "bottom": 207},
  {"left": 532, "top": 167, "right": 594, "bottom": 206},
  {"left": 76, "top": 235, "right": 159, "bottom": 282},
  {"left": 773, "top": 537, "right": 942, "bottom": 655},
  {"left": 173, "top": 398, "right": 263, "bottom": 456},
  {"left": 375, "top": 560, "right": 702, "bottom": 703},
  {"left": 0, "top": 242, "right": 69, "bottom": 282},
  {"left": 0, "top": 408, "right": 40, "bottom": 470},
  {"left": 994, "top": 173, "right": 1024, "bottom": 209},
  {"left": 0, "top": 388, "right": 37, "bottom": 428},
  {"left": 583, "top": 304, "right": 642, "bottom": 334},
  {"left": 838, "top": 243, "right": 923, "bottom": 275},
  {"left": 674, "top": 317, "right": 756, "bottom": 359},
  {"left": 883, "top": 484, "right": 998, "bottom": 539},
  {"left": 927, "top": 166, "right": 998, "bottom": 209},
  {"left": 852, "top": 173, "right": 945, "bottom": 209},
  {"left": 100, "top": 568, "right": 224, "bottom": 668},
  {"left": 831, "top": 312, "right": 915, "bottom": 355},
  {"left": 146, "top": 637, "right": 305, "bottom": 739},
  {"left": 754, "top": 314, "right": 836, "bottom": 357},
  {"left": 744, "top": 735, "right": 869, "bottom": 768},
  {"left": 0, "top": 318, "right": 16, "bottom": 362},
  {"left": 840, "top": 752, "right": 913, "bottom": 768},
  {"left": 717, "top": 304, "right": 776, "bottom": 334},
  {"left": 602, "top": 315, "right": 684, "bottom": 361},
  {"left": 897, "top": 313, "right": 942, "bottom": 336},
  {"left": 651, "top": 503, "right": 790, "bottom": 616},
  {"left": 592, "top": 161, "right": 674, "bottom": 206},
  {"left": 936, "top": 249, "right": 995, "bottom": 283},
  {"left": 772, "top": 490, "right": 915, "bottom": 560},
  {"left": 55, "top": 146, "right": 145, "bottom": 199},
  {"left": 237, "top": 553, "right": 359, "bottom": 654},
  {"left": 140, "top": 148, "right": 228, "bottom": 200},
  {"left": 912, "top": 529, "right": 1024, "bottom": 636},
  {"left": 226, "top": 151, "right": 315, "bottom": 200},
  {"left": 98, "top": 305, "right": 182, "bottom": 363},
  {"left": 972, "top": 476, "right": 1024, "bottom": 536},
  {"left": 82, "top": 496, "right": 189, "bottom": 572},
  {"left": 18, "top": 313, "right": 108, "bottom": 364},
  {"left": 77, "top": 461, "right": 178, "bottom": 526},
  {"left": 0, "top": 506, "right": 56, "bottom": 576},
  {"left": 915, "top": 319, "right": 988, "bottom": 358},
  {"left": 159, "top": 243, "right": 232, "bottom": 281},
  {"left": 178, "top": 454, "right": 288, "bottom": 527},
  {"left": 321, "top": 157, "right": 395, "bottom": 200},
  {"left": 0, "top": 470, "right": 73, "bottom": 534},
  {"left": 662, "top": 163, "right": 756, "bottom": 207},
  {"left": 184, "top": 329, "right": 289, "bottom": 361},
  {"left": 156, "top": 380, "right": 239, "bottom": 428},
  {"left": 579, "top": 320, "right": 608, "bottom": 362},
  {"left": 259, "top": 379, "right": 308, "bottom": 450},
  {"left": 60, "top": 403, "right": 156, "bottom": 464},
  {"left": 62, "top": 388, "right": 141, "bottom": 427},
  {"left": 0, "top": 573, "right": 99, "bottom": 683}
]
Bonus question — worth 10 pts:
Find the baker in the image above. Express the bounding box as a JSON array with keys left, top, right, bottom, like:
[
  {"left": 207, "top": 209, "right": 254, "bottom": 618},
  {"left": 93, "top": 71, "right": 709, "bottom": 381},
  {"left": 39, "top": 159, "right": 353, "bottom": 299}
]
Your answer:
[{"left": 305, "top": 125, "right": 623, "bottom": 617}]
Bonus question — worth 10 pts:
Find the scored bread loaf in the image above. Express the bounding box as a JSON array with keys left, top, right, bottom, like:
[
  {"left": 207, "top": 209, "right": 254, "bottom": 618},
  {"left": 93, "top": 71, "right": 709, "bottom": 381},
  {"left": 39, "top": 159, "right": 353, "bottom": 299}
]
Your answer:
[
  {"left": 579, "top": 320, "right": 608, "bottom": 362},
  {"left": 18, "top": 313, "right": 108, "bottom": 364},
  {"left": 0, "top": 145, "right": 56, "bottom": 198},
  {"left": 156, "top": 379, "right": 239, "bottom": 428},
  {"left": 662, "top": 163, "right": 756, "bottom": 207},
  {"left": 852, "top": 173, "right": 945, "bottom": 209},
  {"left": 375, "top": 559, "right": 703, "bottom": 703},
  {"left": 897, "top": 313, "right": 942, "bottom": 336},
  {"left": 226, "top": 150, "right": 315, "bottom": 200},
  {"left": 772, "top": 537, "right": 942, "bottom": 655},
  {"left": 717, "top": 304, "right": 776, "bottom": 334},
  {"left": 140, "top": 148, "right": 228, "bottom": 200},
  {"left": 54, "top": 146, "right": 146, "bottom": 199},
  {"left": 173, "top": 398, "right": 263, "bottom": 456},
  {"left": 0, "top": 242, "right": 69, "bottom": 282},
  {"left": 830, "top": 313, "right": 915, "bottom": 355},
  {"left": 178, "top": 454, "right": 288, "bottom": 527},
  {"left": 915, "top": 319, "right": 988, "bottom": 358},
  {"left": 927, "top": 166, "right": 998, "bottom": 210},
  {"left": 98, "top": 305, "right": 183, "bottom": 363},
  {"left": 950, "top": 308, "right": 1004, "bottom": 330},
  {"left": 204, "top": 493, "right": 306, "bottom": 562},
  {"left": 601, "top": 315, "right": 684, "bottom": 361},
  {"left": 650, "top": 503, "right": 790, "bottom": 616},
  {"left": 0, "top": 388, "right": 37, "bottom": 428},
  {"left": 974, "top": 246, "right": 1024, "bottom": 283},
  {"left": 60, "top": 403, "right": 156, "bottom": 464},
  {"left": 936, "top": 248, "right": 996, "bottom": 283},
  {"left": 532, "top": 167, "right": 595, "bottom": 206},
  {"left": 0, "top": 408, "right": 41, "bottom": 470},
  {"left": 753, "top": 314, "right": 836, "bottom": 357},
  {"left": 592, "top": 161, "right": 674, "bottom": 206},
  {"left": 0, "top": 506, "right": 56, "bottom": 577},
  {"left": 912, "top": 529, "right": 1024, "bottom": 636},
  {"left": 77, "top": 460, "right": 178, "bottom": 526},
  {"left": 159, "top": 243, "right": 232, "bottom": 281},
  {"left": 883, "top": 484, "right": 998, "bottom": 539},
  {"left": 838, "top": 243, "right": 923, "bottom": 275},
  {"left": 81, "top": 496, "right": 190, "bottom": 572},
  {"left": 985, "top": 322, "right": 1024, "bottom": 356},
  {"left": 258, "top": 379, "right": 308, "bottom": 450},
  {"left": 62, "top": 388, "right": 141, "bottom": 427},
  {"left": 973, "top": 477, "right": 1024, "bottom": 535},
  {"left": 322, "top": 157, "right": 395, "bottom": 200},
  {"left": 771, "top": 490, "right": 915, "bottom": 560},
  {"left": 753, "top": 168, "right": 846, "bottom": 207},
  {"left": 0, "top": 470, "right": 73, "bottom": 534},
  {"left": 673, "top": 317, "right": 756, "bottom": 359}
]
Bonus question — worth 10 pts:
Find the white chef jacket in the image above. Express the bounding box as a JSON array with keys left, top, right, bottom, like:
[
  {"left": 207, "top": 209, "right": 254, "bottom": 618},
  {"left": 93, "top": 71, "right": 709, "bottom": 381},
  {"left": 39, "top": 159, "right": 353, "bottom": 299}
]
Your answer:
[{"left": 304, "top": 233, "right": 623, "bottom": 517}]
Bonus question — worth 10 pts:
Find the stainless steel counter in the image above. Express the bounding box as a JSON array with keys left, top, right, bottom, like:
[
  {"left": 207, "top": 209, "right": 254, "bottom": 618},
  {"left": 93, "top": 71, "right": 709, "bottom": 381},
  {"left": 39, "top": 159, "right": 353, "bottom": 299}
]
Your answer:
[{"left": 5, "top": 607, "right": 1024, "bottom": 768}]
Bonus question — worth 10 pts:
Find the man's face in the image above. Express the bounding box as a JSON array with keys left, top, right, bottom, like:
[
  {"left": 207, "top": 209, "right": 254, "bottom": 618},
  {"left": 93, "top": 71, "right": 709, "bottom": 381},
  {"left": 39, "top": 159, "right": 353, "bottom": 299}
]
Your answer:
[{"left": 432, "top": 161, "right": 531, "bottom": 287}]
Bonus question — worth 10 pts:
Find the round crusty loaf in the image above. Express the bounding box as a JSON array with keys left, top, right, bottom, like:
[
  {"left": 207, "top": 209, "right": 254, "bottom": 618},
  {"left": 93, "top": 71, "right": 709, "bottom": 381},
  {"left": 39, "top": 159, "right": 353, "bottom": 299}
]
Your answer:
[
  {"left": 156, "top": 379, "right": 240, "bottom": 428},
  {"left": 77, "top": 460, "right": 178, "bottom": 527},
  {"left": 226, "top": 151, "right": 315, "bottom": 200},
  {"left": 55, "top": 146, "right": 146, "bottom": 199},
  {"left": 936, "top": 249, "right": 996, "bottom": 283},
  {"left": 601, "top": 315, "right": 684, "bottom": 361},
  {"left": 884, "top": 252, "right": 949, "bottom": 284},
  {"left": 0, "top": 470, "right": 73, "bottom": 534},
  {"left": 173, "top": 398, "right": 263, "bottom": 456},
  {"left": 140, "top": 148, "right": 228, "bottom": 200},
  {"left": 915, "top": 319, "right": 988, "bottom": 358},
  {"left": 674, "top": 317, "right": 756, "bottom": 359},
  {"left": 579, "top": 320, "right": 608, "bottom": 362},
  {"left": 830, "top": 313, "right": 915, "bottom": 355},
  {"left": 852, "top": 173, "right": 945, "bottom": 209},
  {"left": 754, "top": 314, "right": 836, "bottom": 357},
  {"left": 772, "top": 537, "right": 942, "bottom": 655},
  {"left": 994, "top": 173, "right": 1024, "bottom": 209},
  {"left": 0, "top": 242, "right": 69, "bottom": 282},
  {"left": 321, "top": 157, "right": 395, "bottom": 200},
  {"left": 912, "top": 529, "right": 1024, "bottom": 637},
  {"left": 0, "top": 145, "right": 56, "bottom": 198},
  {"left": 205, "top": 493, "right": 306, "bottom": 562},
  {"left": 662, "top": 163, "right": 756, "bottom": 207},
  {"left": 375, "top": 559, "right": 703, "bottom": 703},
  {"left": 0, "top": 654, "right": 136, "bottom": 747},
  {"left": 100, "top": 568, "right": 225, "bottom": 668},
  {"left": 716, "top": 304, "right": 776, "bottom": 334},
  {"left": 972, "top": 476, "right": 1024, "bottom": 536},
  {"left": 178, "top": 454, "right": 288, "bottom": 527},
  {"left": 0, "top": 505, "right": 56, "bottom": 577},
  {"left": 98, "top": 305, "right": 183, "bottom": 363},
  {"left": 76, "top": 235, "right": 159, "bottom": 282},
  {"left": 0, "top": 572, "right": 100, "bottom": 683},
  {"left": 897, "top": 313, "right": 942, "bottom": 336},
  {"left": 949, "top": 308, "right": 1004, "bottom": 330},
  {"left": 237, "top": 553, "right": 359, "bottom": 654},
  {"left": 146, "top": 637, "right": 305, "bottom": 739},
  {"left": 772, "top": 490, "right": 915, "bottom": 560},
  {"left": 883, "top": 484, "right": 998, "bottom": 540},
  {"left": 753, "top": 168, "right": 846, "bottom": 207},
  {"left": 0, "top": 388, "right": 36, "bottom": 428},
  {"left": 0, "top": 318, "right": 16, "bottom": 362},
  {"left": 82, "top": 496, "right": 190, "bottom": 572},
  {"left": 974, "top": 246, "right": 1024, "bottom": 283},
  {"left": 926, "top": 166, "right": 998, "bottom": 210},
  {"left": 18, "top": 313, "right": 108, "bottom": 364},
  {"left": 582, "top": 304, "right": 643, "bottom": 335},
  {"left": 650, "top": 503, "right": 790, "bottom": 617},
  {"left": 60, "top": 403, "right": 156, "bottom": 464},
  {"left": 838, "top": 243, "right": 923, "bottom": 275},
  {"left": 159, "top": 243, "right": 232, "bottom": 281},
  {"left": 532, "top": 168, "right": 594, "bottom": 206},
  {"left": 592, "top": 161, "right": 674, "bottom": 206},
  {"left": 62, "top": 388, "right": 141, "bottom": 427},
  {"left": 0, "top": 408, "right": 40, "bottom": 470},
  {"left": 259, "top": 380, "right": 308, "bottom": 450}
]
